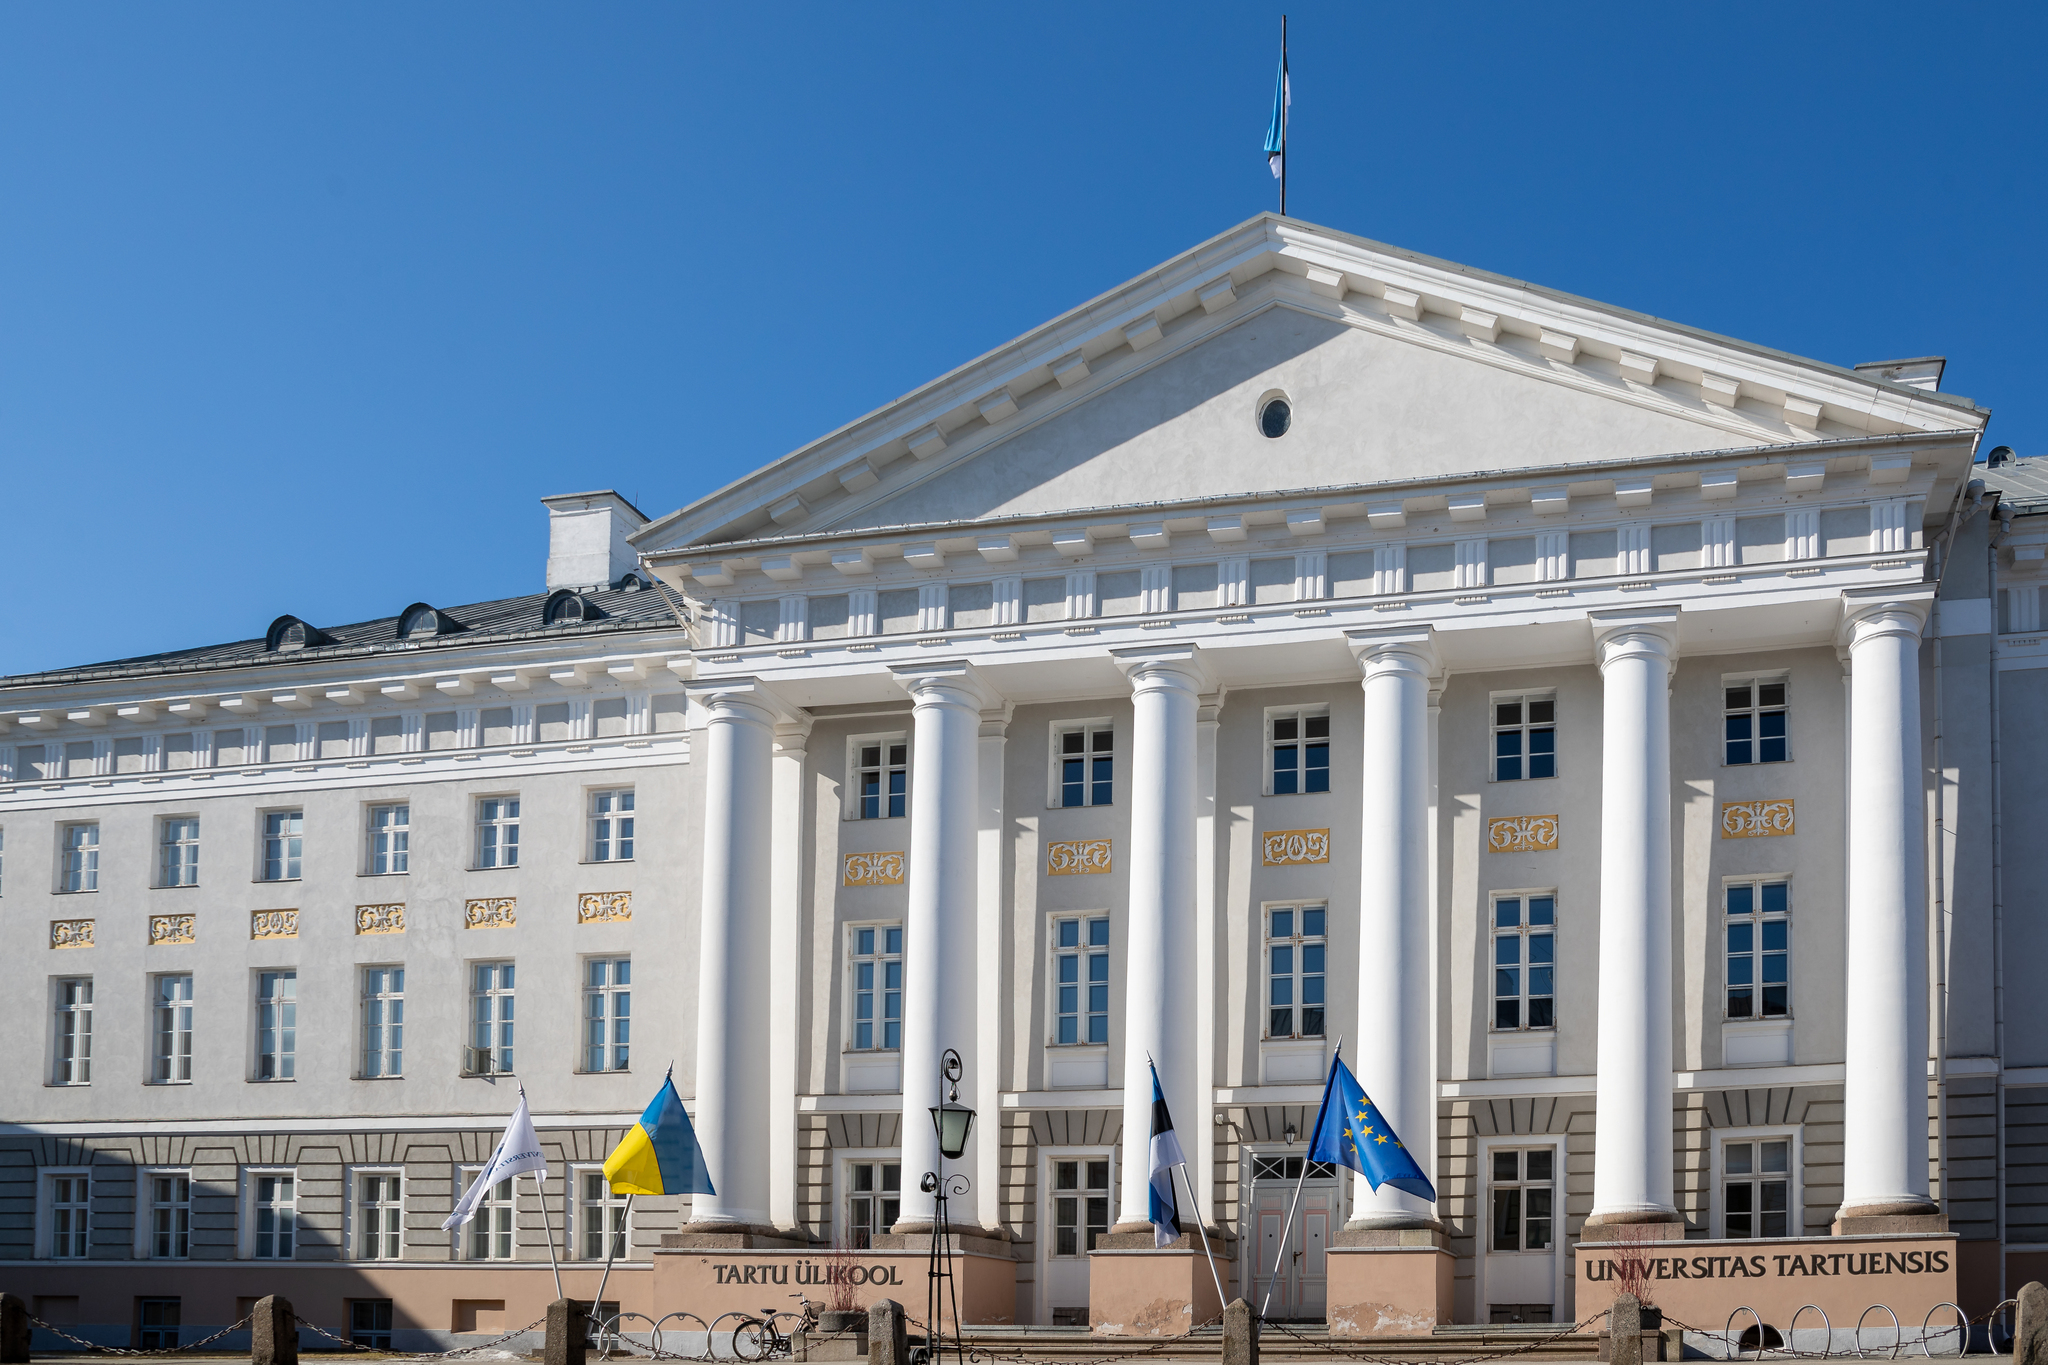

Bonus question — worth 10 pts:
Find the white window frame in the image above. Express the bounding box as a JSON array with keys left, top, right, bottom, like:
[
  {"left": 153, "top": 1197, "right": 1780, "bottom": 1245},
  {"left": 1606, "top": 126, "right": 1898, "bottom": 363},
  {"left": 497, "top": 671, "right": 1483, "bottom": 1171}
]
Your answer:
[
  {"left": 260, "top": 809, "right": 303, "bottom": 882},
  {"left": 1711, "top": 1126, "right": 1802, "bottom": 1240},
  {"left": 459, "top": 1166, "right": 517, "bottom": 1261},
  {"left": 1724, "top": 876, "right": 1792, "bottom": 1022},
  {"left": 575, "top": 1165, "right": 631, "bottom": 1261},
  {"left": 846, "top": 733, "right": 909, "bottom": 821},
  {"left": 588, "top": 788, "right": 635, "bottom": 863},
  {"left": 836, "top": 1150, "right": 903, "bottom": 1250},
  {"left": 52, "top": 975, "right": 93, "bottom": 1085},
  {"left": 361, "top": 966, "right": 405, "bottom": 1078},
  {"left": 1481, "top": 1143, "right": 1558, "bottom": 1254},
  {"left": 351, "top": 1167, "right": 406, "bottom": 1261},
  {"left": 39, "top": 1167, "right": 92, "bottom": 1260},
  {"left": 241, "top": 1168, "right": 298, "bottom": 1260},
  {"left": 1262, "top": 902, "right": 1328, "bottom": 1042},
  {"left": 1048, "top": 914, "right": 1111, "bottom": 1047},
  {"left": 1723, "top": 672, "right": 1791, "bottom": 766},
  {"left": 1264, "top": 705, "right": 1331, "bottom": 796},
  {"left": 1042, "top": 1148, "right": 1116, "bottom": 1259},
  {"left": 469, "top": 960, "right": 516, "bottom": 1075},
  {"left": 151, "top": 973, "right": 195, "bottom": 1084},
  {"left": 583, "top": 956, "right": 631, "bottom": 1073},
  {"left": 256, "top": 970, "right": 297, "bottom": 1081},
  {"left": 1472, "top": 1134, "right": 1567, "bottom": 1318},
  {"left": 365, "top": 803, "right": 410, "bottom": 876},
  {"left": 158, "top": 816, "right": 200, "bottom": 888},
  {"left": 1047, "top": 719, "right": 1115, "bottom": 808},
  {"left": 1490, "top": 891, "right": 1557, "bottom": 1034},
  {"left": 1488, "top": 691, "right": 1557, "bottom": 783},
  {"left": 474, "top": 796, "right": 521, "bottom": 869},
  {"left": 59, "top": 822, "right": 100, "bottom": 893},
  {"left": 138, "top": 1168, "right": 193, "bottom": 1260},
  {"left": 846, "top": 924, "right": 903, "bottom": 1053}
]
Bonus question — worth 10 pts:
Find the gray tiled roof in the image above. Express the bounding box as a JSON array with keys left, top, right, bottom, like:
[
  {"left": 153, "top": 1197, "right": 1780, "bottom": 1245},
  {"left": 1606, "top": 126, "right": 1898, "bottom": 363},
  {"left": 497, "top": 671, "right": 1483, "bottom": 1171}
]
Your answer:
[
  {"left": 1985, "top": 455, "right": 2048, "bottom": 512},
  {"left": 1, "top": 581, "right": 685, "bottom": 689}
]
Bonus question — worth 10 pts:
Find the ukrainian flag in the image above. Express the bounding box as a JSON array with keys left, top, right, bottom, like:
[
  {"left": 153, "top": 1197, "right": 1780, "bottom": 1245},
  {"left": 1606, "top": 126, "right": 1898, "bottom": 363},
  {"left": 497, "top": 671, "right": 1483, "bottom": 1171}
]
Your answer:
[{"left": 603, "top": 1072, "right": 716, "bottom": 1196}]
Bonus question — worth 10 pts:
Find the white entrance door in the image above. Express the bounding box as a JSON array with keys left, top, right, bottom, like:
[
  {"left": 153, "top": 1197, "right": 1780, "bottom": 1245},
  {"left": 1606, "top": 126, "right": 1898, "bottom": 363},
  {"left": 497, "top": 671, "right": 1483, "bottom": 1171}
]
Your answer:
[
  {"left": 1247, "top": 1155, "right": 1339, "bottom": 1321},
  {"left": 1482, "top": 1146, "right": 1559, "bottom": 1322},
  {"left": 1041, "top": 1153, "right": 1112, "bottom": 1326}
]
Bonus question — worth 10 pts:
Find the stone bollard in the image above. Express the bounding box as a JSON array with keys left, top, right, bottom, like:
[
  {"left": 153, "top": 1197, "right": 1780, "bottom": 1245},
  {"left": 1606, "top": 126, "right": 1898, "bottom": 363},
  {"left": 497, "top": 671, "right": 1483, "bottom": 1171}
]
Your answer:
[
  {"left": 867, "top": 1299, "right": 907, "bottom": 1365},
  {"left": 2018, "top": 1282, "right": 2048, "bottom": 1365},
  {"left": 1608, "top": 1294, "right": 1643, "bottom": 1365},
  {"left": 0, "top": 1293, "right": 28, "bottom": 1365},
  {"left": 545, "top": 1299, "right": 589, "bottom": 1365},
  {"left": 1221, "top": 1299, "right": 1258, "bottom": 1365},
  {"left": 252, "top": 1295, "right": 298, "bottom": 1365}
]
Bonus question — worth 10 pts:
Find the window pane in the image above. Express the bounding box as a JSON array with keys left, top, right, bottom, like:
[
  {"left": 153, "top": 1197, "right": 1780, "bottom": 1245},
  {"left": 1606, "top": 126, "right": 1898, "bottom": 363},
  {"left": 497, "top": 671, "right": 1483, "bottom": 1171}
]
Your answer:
[
  {"left": 1491, "top": 1188, "right": 1521, "bottom": 1251},
  {"left": 1526, "top": 1150, "right": 1553, "bottom": 1182},
  {"left": 1493, "top": 1151, "right": 1518, "bottom": 1182},
  {"left": 1725, "top": 1143, "right": 1753, "bottom": 1175},
  {"left": 1496, "top": 899, "right": 1521, "bottom": 928},
  {"left": 1762, "top": 882, "right": 1789, "bottom": 915}
]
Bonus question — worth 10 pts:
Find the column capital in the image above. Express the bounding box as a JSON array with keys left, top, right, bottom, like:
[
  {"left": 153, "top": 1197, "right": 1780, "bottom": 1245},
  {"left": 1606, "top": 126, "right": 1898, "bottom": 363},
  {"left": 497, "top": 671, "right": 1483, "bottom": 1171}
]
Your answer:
[
  {"left": 1588, "top": 608, "right": 1679, "bottom": 673},
  {"left": 1836, "top": 585, "right": 1934, "bottom": 649},
  {"left": 684, "top": 676, "right": 803, "bottom": 728},
  {"left": 1109, "top": 643, "right": 1212, "bottom": 694},
  {"left": 1197, "top": 687, "right": 1228, "bottom": 726},
  {"left": 773, "top": 714, "right": 814, "bottom": 755},
  {"left": 979, "top": 699, "right": 1016, "bottom": 739},
  {"left": 1344, "top": 626, "right": 1439, "bottom": 678},
  {"left": 889, "top": 658, "right": 999, "bottom": 711}
]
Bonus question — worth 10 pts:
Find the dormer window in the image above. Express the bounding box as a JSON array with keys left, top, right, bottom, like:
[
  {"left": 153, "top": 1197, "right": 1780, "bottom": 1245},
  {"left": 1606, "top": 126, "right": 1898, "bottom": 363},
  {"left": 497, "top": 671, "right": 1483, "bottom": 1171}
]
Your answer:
[
  {"left": 544, "top": 589, "right": 604, "bottom": 625},
  {"left": 263, "top": 615, "right": 332, "bottom": 653},
  {"left": 396, "top": 603, "right": 462, "bottom": 639}
]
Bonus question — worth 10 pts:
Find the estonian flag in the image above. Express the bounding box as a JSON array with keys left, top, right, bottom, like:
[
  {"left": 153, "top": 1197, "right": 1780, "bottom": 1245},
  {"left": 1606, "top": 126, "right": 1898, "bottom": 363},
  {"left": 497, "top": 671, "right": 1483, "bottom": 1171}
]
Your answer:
[
  {"left": 1147, "top": 1063, "right": 1187, "bottom": 1248},
  {"left": 442, "top": 1088, "right": 549, "bottom": 1230},
  {"left": 602, "top": 1071, "right": 717, "bottom": 1197},
  {"left": 1306, "top": 1056, "right": 1437, "bottom": 1202},
  {"left": 1263, "top": 53, "right": 1289, "bottom": 180}
]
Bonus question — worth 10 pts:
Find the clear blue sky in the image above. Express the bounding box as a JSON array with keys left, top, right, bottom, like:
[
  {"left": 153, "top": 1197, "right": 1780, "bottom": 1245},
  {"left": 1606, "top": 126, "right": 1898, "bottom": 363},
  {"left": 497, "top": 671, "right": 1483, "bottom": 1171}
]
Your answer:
[{"left": 3, "top": 3, "right": 2041, "bottom": 677}]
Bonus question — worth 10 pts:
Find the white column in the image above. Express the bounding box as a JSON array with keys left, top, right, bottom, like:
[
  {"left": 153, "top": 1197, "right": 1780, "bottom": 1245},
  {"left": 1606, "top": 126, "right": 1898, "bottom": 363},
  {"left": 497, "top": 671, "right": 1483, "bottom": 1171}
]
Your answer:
[
  {"left": 1839, "top": 591, "right": 1938, "bottom": 1219},
  {"left": 768, "top": 716, "right": 813, "bottom": 1233},
  {"left": 1345, "top": 628, "right": 1440, "bottom": 1230},
  {"left": 891, "top": 661, "right": 990, "bottom": 1232},
  {"left": 1192, "top": 688, "right": 1226, "bottom": 1233},
  {"left": 1109, "top": 645, "right": 1207, "bottom": 1232},
  {"left": 1587, "top": 610, "right": 1679, "bottom": 1227},
  {"left": 974, "top": 701, "right": 1013, "bottom": 1235},
  {"left": 685, "top": 680, "right": 782, "bottom": 1232}
]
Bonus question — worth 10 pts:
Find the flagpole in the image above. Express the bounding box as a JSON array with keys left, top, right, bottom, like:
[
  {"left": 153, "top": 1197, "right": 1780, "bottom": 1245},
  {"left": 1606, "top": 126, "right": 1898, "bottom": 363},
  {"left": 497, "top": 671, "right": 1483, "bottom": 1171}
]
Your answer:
[
  {"left": 1279, "top": 14, "right": 1289, "bottom": 217},
  {"left": 524, "top": 1089, "right": 567, "bottom": 1302},
  {"left": 1259, "top": 1038, "right": 1339, "bottom": 1320},
  {"left": 591, "top": 1193, "right": 633, "bottom": 1333},
  {"left": 1174, "top": 1162, "right": 1229, "bottom": 1316}
]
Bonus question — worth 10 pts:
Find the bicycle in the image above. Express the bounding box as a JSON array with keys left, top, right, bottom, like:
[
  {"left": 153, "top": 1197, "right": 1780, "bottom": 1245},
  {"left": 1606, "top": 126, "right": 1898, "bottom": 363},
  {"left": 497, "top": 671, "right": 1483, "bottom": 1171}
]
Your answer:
[{"left": 712, "top": 1295, "right": 818, "bottom": 1362}]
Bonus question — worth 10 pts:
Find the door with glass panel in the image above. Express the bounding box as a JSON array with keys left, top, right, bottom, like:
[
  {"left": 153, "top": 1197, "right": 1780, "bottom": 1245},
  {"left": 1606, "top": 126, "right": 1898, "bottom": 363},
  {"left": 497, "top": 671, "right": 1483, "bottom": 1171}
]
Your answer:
[
  {"left": 1482, "top": 1146, "right": 1557, "bottom": 1323},
  {"left": 1248, "top": 1155, "right": 1337, "bottom": 1321},
  {"left": 1041, "top": 1154, "right": 1112, "bottom": 1326}
]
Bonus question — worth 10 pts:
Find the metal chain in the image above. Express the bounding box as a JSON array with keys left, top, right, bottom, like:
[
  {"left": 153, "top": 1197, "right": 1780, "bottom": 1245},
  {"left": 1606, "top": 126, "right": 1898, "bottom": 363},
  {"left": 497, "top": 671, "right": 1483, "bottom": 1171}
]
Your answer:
[
  {"left": 298, "top": 1313, "right": 549, "bottom": 1359},
  {"left": 1254, "top": 1309, "right": 1609, "bottom": 1365},
  {"left": 27, "top": 1314, "right": 255, "bottom": 1357},
  {"left": 913, "top": 1310, "right": 1227, "bottom": 1365}
]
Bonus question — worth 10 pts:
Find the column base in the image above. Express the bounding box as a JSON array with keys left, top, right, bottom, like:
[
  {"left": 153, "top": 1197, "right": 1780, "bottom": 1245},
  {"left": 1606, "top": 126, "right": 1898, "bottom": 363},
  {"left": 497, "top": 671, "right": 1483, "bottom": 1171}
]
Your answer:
[
  {"left": 1579, "top": 1219, "right": 1687, "bottom": 1242},
  {"left": 665, "top": 1225, "right": 810, "bottom": 1249},
  {"left": 1341, "top": 1214, "right": 1443, "bottom": 1235},
  {"left": 1325, "top": 1241, "right": 1454, "bottom": 1336},
  {"left": 871, "top": 1229, "right": 1015, "bottom": 1259},
  {"left": 1832, "top": 1211, "right": 1947, "bottom": 1236},
  {"left": 1086, "top": 1234, "right": 1230, "bottom": 1335}
]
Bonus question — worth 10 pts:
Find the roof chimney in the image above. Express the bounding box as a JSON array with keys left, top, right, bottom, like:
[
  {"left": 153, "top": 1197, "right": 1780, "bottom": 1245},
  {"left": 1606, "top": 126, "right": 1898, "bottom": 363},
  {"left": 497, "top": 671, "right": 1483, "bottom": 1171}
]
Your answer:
[
  {"left": 1852, "top": 356, "right": 1945, "bottom": 392},
  {"left": 541, "top": 491, "right": 650, "bottom": 591}
]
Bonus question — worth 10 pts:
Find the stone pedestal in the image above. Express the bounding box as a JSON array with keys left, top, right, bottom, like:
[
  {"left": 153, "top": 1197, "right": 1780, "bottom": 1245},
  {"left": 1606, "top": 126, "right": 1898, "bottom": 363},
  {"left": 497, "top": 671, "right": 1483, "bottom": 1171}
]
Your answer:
[
  {"left": 663, "top": 1229, "right": 811, "bottom": 1250},
  {"left": 0, "top": 1294, "right": 28, "bottom": 1365},
  {"left": 1830, "top": 1213, "right": 1947, "bottom": 1237},
  {"left": 251, "top": 1295, "right": 298, "bottom": 1365},
  {"left": 1324, "top": 1228, "right": 1454, "bottom": 1336},
  {"left": 1087, "top": 1231, "right": 1230, "bottom": 1336}
]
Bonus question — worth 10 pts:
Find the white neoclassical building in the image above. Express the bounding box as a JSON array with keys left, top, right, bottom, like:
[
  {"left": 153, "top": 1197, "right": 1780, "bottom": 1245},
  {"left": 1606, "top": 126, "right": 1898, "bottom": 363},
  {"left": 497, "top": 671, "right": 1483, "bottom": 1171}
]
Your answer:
[{"left": 3, "top": 214, "right": 2042, "bottom": 1346}]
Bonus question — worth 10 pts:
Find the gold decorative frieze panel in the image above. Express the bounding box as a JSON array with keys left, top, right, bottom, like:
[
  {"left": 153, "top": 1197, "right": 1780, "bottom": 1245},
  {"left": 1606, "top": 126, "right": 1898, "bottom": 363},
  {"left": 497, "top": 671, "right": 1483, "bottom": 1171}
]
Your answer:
[
  {"left": 465, "top": 897, "right": 518, "bottom": 929},
  {"left": 578, "top": 891, "right": 632, "bottom": 924},
  {"left": 1046, "top": 839, "right": 1113, "bottom": 876},
  {"left": 49, "top": 919, "right": 94, "bottom": 949},
  {"left": 251, "top": 910, "right": 299, "bottom": 940},
  {"left": 843, "top": 852, "right": 905, "bottom": 887},
  {"left": 355, "top": 903, "right": 406, "bottom": 935},
  {"left": 1488, "top": 815, "right": 1560, "bottom": 853},
  {"left": 149, "top": 914, "right": 197, "bottom": 946},
  {"left": 1262, "top": 829, "right": 1331, "bottom": 866},
  {"left": 1722, "top": 800, "right": 1795, "bottom": 839}
]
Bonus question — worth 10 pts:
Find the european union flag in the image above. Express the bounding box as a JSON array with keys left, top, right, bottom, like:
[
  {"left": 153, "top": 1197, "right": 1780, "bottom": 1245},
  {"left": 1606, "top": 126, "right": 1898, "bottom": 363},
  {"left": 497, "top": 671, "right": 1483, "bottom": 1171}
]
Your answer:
[{"left": 1306, "top": 1056, "right": 1436, "bottom": 1202}]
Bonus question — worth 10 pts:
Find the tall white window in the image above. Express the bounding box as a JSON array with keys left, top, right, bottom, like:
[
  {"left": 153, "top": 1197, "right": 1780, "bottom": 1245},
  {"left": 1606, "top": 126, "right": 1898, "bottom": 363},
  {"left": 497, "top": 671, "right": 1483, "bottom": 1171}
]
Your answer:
[
  {"left": 1050, "top": 1158, "right": 1112, "bottom": 1256},
  {"left": 1053, "top": 723, "right": 1114, "bottom": 807},
  {"left": 1491, "top": 695, "right": 1557, "bottom": 781},
  {"left": 1726, "top": 880, "right": 1790, "bottom": 1019},
  {"left": 62, "top": 823, "right": 100, "bottom": 892},
  {"left": 54, "top": 977, "right": 93, "bottom": 1085},
  {"left": 48, "top": 1173, "right": 89, "bottom": 1258},
  {"left": 149, "top": 1173, "right": 191, "bottom": 1259},
  {"left": 362, "top": 968, "right": 404, "bottom": 1077},
  {"left": 584, "top": 958, "right": 630, "bottom": 1072},
  {"left": 849, "top": 927, "right": 902, "bottom": 1051},
  {"left": 1492, "top": 895, "right": 1555, "bottom": 1032},
  {"left": 159, "top": 818, "right": 200, "bottom": 887},
  {"left": 476, "top": 798, "right": 520, "bottom": 868},
  {"left": 262, "top": 811, "right": 303, "bottom": 881},
  {"left": 1267, "top": 708, "right": 1329, "bottom": 795},
  {"left": 1488, "top": 1148, "right": 1555, "bottom": 1251},
  {"left": 356, "top": 1174, "right": 403, "bottom": 1260},
  {"left": 1725, "top": 678, "right": 1789, "bottom": 765},
  {"left": 845, "top": 1161, "right": 900, "bottom": 1249},
  {"left": 257, "top": 971, "right": 296, "bottom": 1080},
  {"left": 467, "top": 1176, "right": 514, "bottom": 1260},
  {"left": 580, "top": 1171, "right": 629, "bottom": 1260},
  {"left": 589, "top": 789, "right": 635, "bottom": 862},
  {"left": 854, "top": 740, "right": 907, "bottom": 819},
  {"left": 252, "top": 1174, "right": 295, "bottom": 1259},
  {"left": 367, "top": 804, "right": 410, "bottom": 875},
  {"left": 470, "top": 962, "right": 515, "bottom": 1074},
  {"left": 1051, "top": 916, "right": 1110, "bottom": 1045},
  {"left": 152, "top": 974, "right": 194, "bottom": 1083},
  {"left": 1265, "top": 904, "right": 1326, "bottom": 1040},
  {"left": 1722, "top": 1137, "right": 1793, "bottom": 1238}
]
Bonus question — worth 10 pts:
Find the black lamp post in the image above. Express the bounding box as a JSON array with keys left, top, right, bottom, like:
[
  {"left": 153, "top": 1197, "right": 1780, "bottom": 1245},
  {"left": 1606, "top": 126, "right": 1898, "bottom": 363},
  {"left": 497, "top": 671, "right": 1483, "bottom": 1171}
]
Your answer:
[
  {"left": 931, "top": 1048, "right": 975, "bottom": 1159},
  {"left": 918, "top": 1048, "right": 974, "bottom": 1365}
]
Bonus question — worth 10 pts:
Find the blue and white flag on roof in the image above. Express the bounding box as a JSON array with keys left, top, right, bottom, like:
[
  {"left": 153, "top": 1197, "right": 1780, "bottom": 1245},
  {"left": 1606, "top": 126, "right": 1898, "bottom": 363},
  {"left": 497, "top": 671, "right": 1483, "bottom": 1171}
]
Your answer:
[
  {"left": 1263, "top": 53, "right": 1290, "bottom": 179},
  {"left": 1147, "top": 1063, "right": 1187, "bottom": 1248}
]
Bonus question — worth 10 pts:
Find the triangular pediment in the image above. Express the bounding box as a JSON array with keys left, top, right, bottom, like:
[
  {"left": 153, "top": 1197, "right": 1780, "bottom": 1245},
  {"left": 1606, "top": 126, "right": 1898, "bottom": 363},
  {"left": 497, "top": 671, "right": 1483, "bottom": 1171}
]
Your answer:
[{"left": 634, "top": 215, "right": 1982, "bottom": 554}]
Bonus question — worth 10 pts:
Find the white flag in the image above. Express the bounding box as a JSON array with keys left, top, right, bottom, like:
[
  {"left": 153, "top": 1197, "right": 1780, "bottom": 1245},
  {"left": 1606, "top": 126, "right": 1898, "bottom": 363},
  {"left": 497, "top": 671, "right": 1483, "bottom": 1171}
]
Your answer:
[{"left": 442, "top": 1090, "right": 549, "bottom": 1230}]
